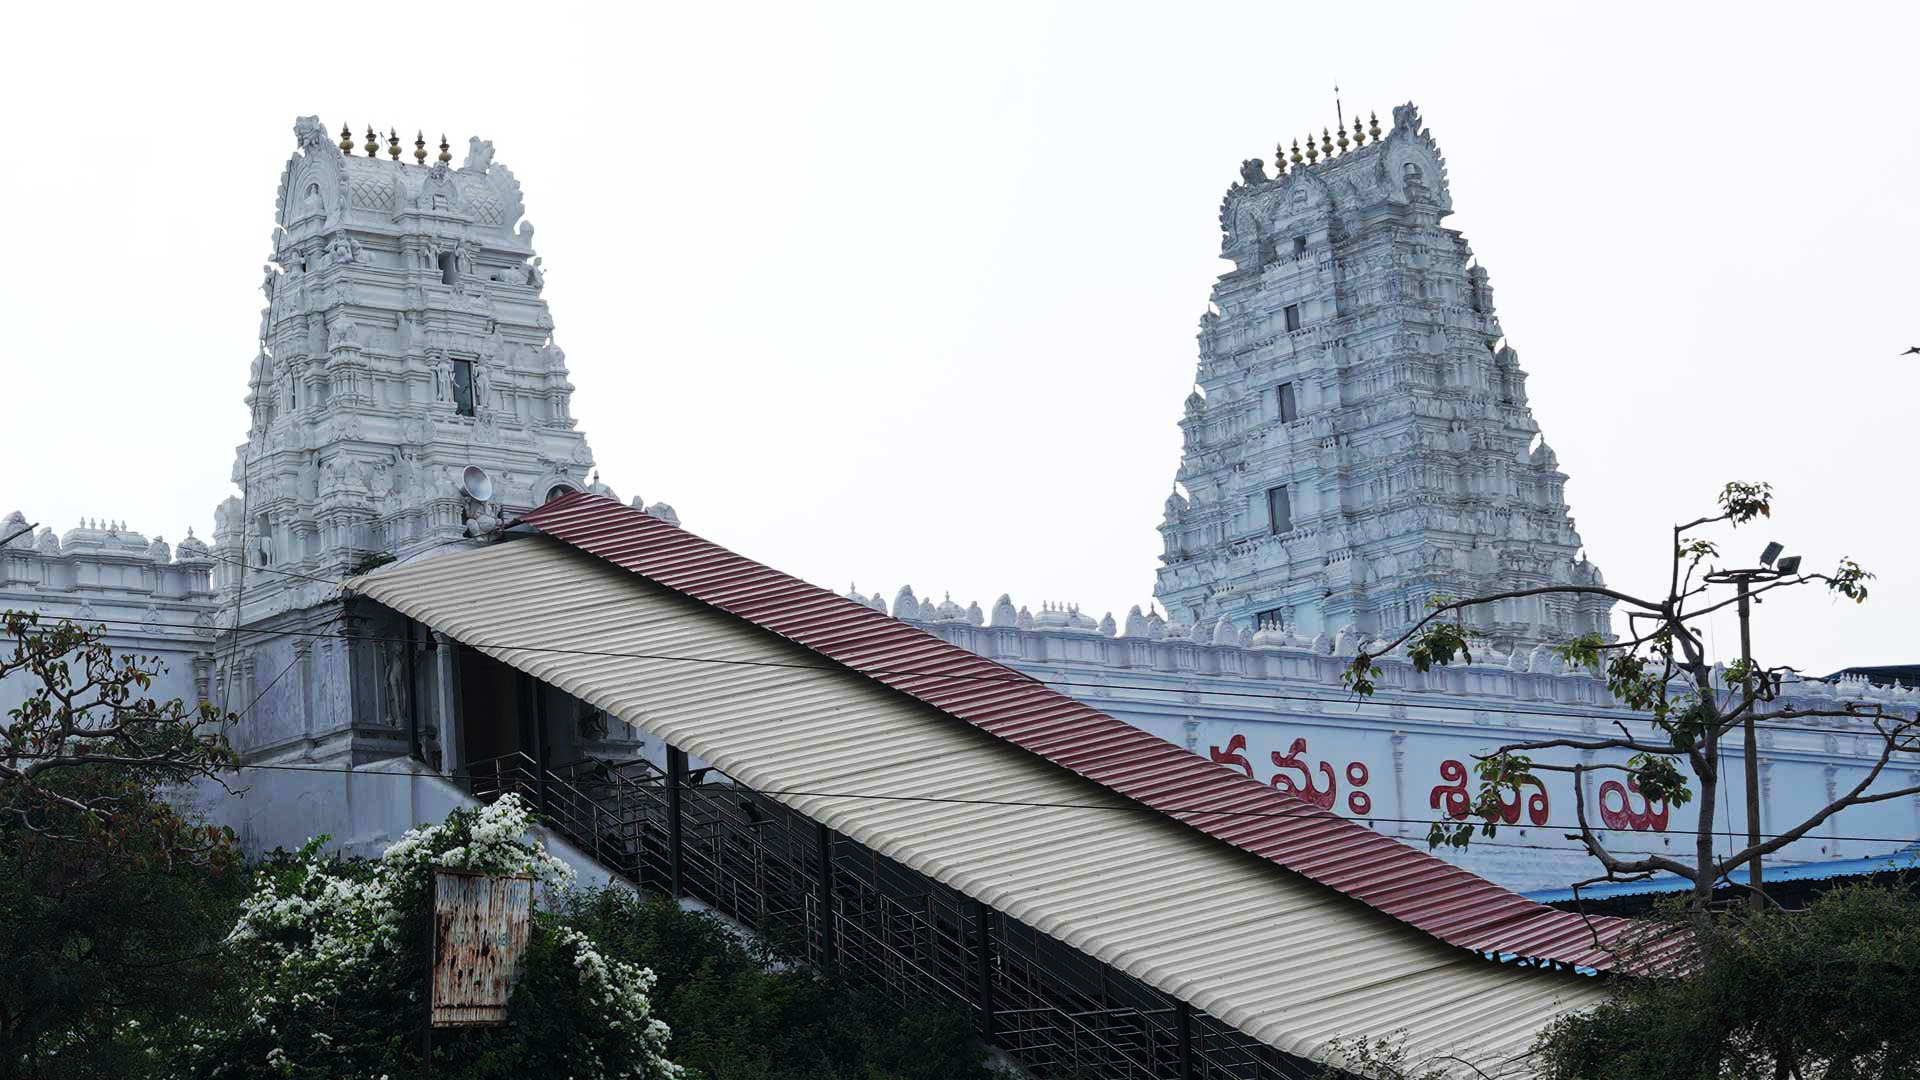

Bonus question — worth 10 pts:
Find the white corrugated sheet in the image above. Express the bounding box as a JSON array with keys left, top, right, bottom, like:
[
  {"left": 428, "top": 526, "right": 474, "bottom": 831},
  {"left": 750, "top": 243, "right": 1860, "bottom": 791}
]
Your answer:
[{"left": 351, "top": 538, "right": 1607, "bottom": 1074}]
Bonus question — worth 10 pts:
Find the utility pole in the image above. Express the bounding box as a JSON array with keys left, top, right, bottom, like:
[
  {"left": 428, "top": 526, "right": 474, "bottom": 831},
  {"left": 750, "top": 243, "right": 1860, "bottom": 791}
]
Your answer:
[
  {"left": 1707, "top": 542, "right": 1796, "bottom": 912},
  {"left": 1736, "top": 576, "right": 1763, "bottom": 911}
]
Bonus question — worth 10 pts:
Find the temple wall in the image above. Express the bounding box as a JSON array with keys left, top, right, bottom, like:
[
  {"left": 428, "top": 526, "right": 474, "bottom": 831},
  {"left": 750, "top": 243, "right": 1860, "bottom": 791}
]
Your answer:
[
  {"left": 0, "top": 512, "right": 216, "bottom": 718},
  {"left": 874, "top": 599, "right": 1920, "bottom": 893}
]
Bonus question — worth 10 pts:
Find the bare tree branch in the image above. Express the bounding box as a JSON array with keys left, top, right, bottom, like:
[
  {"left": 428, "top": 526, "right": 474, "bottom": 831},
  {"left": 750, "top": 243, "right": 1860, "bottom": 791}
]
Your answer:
[
  {"left": 1483, "top": 734, "right": 1678, "bottom": 757},
  {"left": 1359, "top": 584, "right": 1668, "bottom": 661},
  {"left": 2, "top": 611, "right": 239, "bottom": 855},
  {"left": 1568, "top": 764, "right": 1699, "bottom": 881}
]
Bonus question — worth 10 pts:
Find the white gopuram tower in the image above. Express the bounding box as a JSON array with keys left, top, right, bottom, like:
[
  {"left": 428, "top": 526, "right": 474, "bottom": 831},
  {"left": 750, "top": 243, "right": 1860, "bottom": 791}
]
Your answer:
[
  {"left": 1154, "top": 104, "right": 1612, "bottom": 650},
  {"left": 209, "top": 117, "right": 602, "bottom": 762}
]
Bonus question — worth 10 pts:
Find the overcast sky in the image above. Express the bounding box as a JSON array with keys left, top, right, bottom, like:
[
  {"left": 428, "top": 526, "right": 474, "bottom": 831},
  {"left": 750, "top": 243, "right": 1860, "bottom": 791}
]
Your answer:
[{"left": 4, "top": 2, "right": 1915, "bottom": 676}]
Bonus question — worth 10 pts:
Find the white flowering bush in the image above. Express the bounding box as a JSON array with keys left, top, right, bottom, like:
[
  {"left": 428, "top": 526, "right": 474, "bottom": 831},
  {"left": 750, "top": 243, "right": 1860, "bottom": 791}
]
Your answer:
[
  {"left": 380, "top": 790, "right": 574, "bottom": 886},
  {"left": 183, "top": 795, "right": 680, "bottom": 1080}
]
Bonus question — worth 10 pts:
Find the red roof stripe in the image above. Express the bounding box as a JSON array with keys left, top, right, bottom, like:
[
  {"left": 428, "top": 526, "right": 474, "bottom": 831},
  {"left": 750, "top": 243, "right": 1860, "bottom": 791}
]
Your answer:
[{"left": 521, "top": 494, "right": 1638, "bottom": 970}]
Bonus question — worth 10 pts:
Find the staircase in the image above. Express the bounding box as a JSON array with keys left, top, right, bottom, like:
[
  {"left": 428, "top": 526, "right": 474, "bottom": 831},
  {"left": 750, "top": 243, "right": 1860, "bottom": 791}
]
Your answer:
[{"left": 460, "top": 752, "right": 1312, "bottom": 1080}]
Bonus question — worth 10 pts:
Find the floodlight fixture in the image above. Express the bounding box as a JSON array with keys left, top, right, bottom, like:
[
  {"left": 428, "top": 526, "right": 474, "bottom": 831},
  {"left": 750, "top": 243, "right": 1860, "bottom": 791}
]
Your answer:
[
  {"left": 1775, "top": 555, "right": 1802, "bottom": 575},
  {"left": 1759, "top": 541, "right": 1784, "bottom": 567}
]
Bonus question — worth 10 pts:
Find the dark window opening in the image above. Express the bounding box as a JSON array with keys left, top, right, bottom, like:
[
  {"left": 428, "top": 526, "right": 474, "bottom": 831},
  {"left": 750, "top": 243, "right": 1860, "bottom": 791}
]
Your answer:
[
  {"left": 437, "top": 252, "right": 458, "bottom": 285},
  {"left": 1283, "top": 304, "right": 1302, "bottom": 332},
  {"left": 544, "top": 484, "right": 576, "bottom": 503},
  {"left": 1292, "top": 236, "right": 1307, "bottom": 257},
  {"left": 458, "top": 649, "right": 531, "bottom": 765},
  {"left": 1277, "top": 381, "right": 1297, "bottom": 423},
  {"left": 1267, "top": 485, "right": 1292, "bottom": 535},
  {"left": 451, "top": 359, "right": 475, "bottom": 417},
  {"left": 1256, "top": 608, "right": 1285, "bottom": 631}
]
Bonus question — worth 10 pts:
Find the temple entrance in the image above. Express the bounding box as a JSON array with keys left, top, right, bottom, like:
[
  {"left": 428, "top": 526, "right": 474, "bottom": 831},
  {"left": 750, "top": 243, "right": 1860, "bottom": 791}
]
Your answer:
[{"left": 458, "top": 649, "right": 535, "bottom": 769}]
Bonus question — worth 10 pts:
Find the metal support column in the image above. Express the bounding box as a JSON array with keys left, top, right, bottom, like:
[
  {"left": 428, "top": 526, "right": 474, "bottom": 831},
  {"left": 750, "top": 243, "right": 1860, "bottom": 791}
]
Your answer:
[
  {"left": 521, "top": 673, "right": 549, "bottom": 817},
  {"left": 816, "top": 823, "right": 837, "bottom": 971},
  {"left": 403, "top": 618, "right": 421, "bottom": 763},
  {"left": 1176, "top": 1000, "right": 1196, "bottom": 1080},
  {"left": 973, "top": 898, "right": 996, "bottom": 1043},
  {"left": 666, "top": 746, "right": 687, "bottom": 899}
]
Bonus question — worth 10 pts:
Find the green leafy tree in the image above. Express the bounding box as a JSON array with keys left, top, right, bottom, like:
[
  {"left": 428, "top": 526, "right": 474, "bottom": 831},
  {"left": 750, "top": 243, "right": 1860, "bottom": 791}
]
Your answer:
[
  {"left": 558, "top": 887, "right": 998, "bottom": 1080},
  {"left": 2, "top": 611, "right": 236, "bottom": 852},
  {"left": 1339, "top": 484, "right": 1915, "bottom": 914},
  {"left": 1313, "top": 1032, "right": 1481, "bottom": 1080},
  {"left": 1535, "top": 883, "right": 1920, "bottom": 1079},
  {"left": 0, "top": 612, "right": 245, "bottom": 1077}
]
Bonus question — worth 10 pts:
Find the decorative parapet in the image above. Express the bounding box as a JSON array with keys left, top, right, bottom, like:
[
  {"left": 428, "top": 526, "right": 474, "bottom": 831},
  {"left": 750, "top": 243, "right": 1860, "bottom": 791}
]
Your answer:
[
  {"left": 845, "top": 583, "right": 1919, "bottom": 723},
  {"left": 0, "top": 510, "right": 221, "bottom": 710},
  {"left": 2, "top": 511, "right": 216, "bottom": 608}
]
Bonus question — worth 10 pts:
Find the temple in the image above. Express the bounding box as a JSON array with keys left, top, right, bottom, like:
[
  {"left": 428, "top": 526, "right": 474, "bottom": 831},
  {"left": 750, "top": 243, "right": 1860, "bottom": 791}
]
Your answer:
[
  {"left": 0, "top": 118, "right": 672, "bottom": 765},
  {"left": 0, "top": 109, "right": 1913, "bottom": 897},
  {"left": 840, "top": 105, "right": 1917, "bottom": 891},
  {"left": 1156, "top": 104, "right": 1610, "bottom": 649},
  {"left": 211, "top": 117, "right": 601, "bottom": 621}
]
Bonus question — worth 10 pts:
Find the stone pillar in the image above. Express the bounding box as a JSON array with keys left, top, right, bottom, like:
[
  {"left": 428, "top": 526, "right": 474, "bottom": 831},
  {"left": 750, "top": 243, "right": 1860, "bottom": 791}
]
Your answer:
[
  {"left": 192, "top": 652, "right": 214, "bottom": 708},
  {"left": 292, "top": 640, "right": 314, "bottom": 745},
  {"left": 432, "top": 630, "right": 464, "bottom": 779}
]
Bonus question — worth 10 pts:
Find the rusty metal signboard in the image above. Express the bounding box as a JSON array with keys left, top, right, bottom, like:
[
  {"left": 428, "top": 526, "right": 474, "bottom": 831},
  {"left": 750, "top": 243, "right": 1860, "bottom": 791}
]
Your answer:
[{"left": 429, "top": 869, "right": 534, "bottom": 1027}]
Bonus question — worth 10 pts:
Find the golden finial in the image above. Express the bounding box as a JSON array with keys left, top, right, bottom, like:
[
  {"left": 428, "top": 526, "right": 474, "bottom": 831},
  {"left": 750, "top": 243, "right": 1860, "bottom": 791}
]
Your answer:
[
  {"left": 1336, "top": 121, "right": 1350, "bottom": 155},
  {"left": 1273, "top": 142, "right": 1288, "bottom": 176},
  {"left": 387, "top": 128, "right": 401, "bottom": 160},
  {"left": 1321, "top": 128, "right": 1334, "bottom": 159},
  {"left": 1304, "top": 135, "right": 1319, "bottom": 164},
  {"left": 414, "top": 131, "right": 427, "bottom": 165},
  {"left": 1352, "top": 117, "right": 1366, "bottom": 148},
  {"left": 1290, "top": 139, "right": 1303, "bottom": 167},
  {"left": 1369, "top": 111, "right": 1382, "bottom": 141},
  {"left": 363, "top": 126, "right": 379, "bottom": 157},
  {"left": 437, "top": 134, "right": 451, "bottom": 164},
  {"left": 339, "top": 122, "right": 355, "bottom": 155}
]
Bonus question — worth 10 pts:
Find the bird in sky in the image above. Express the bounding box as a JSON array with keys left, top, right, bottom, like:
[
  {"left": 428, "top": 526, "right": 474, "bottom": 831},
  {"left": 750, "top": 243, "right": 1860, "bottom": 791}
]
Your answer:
[{"left": 1904, "top": 346, "right": 1920, "bottom": 355}]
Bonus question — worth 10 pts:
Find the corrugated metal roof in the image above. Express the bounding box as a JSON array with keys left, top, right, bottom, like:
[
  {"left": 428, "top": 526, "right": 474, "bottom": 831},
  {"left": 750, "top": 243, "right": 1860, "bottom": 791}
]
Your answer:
[
  {"left": 349, "top": 536, "right": 1610, "bottom": 1073},
  {"left": 518, "top": 494, "right": 1645, "bottom": 971},
  {"left": 1525, "top": 844, "right": 1920, "bottom": 904}
]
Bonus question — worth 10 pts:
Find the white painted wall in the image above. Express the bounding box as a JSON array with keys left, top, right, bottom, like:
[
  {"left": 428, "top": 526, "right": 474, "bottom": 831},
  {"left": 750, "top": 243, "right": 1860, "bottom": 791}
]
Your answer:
[{"left": 179, "top": 756, "right": 623, "bottom": 891}]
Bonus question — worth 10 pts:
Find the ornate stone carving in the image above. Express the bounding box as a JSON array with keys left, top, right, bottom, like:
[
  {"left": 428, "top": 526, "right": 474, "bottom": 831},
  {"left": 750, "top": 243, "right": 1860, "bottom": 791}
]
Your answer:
[
  {"left": 215, "top": 120, "right": 610, "bottom": 620},
  {"left": 1157, "top": 102, "right": 1606, "bottom": 653}
]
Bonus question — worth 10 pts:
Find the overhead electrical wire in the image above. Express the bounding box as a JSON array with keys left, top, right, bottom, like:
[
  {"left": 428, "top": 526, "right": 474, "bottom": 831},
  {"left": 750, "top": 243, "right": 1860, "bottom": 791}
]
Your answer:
[
  {"left": 40, "top": 608, "right": 1917, "bottom": 745},
  {"left": 20, "top": 753, "right": 1915, "bottom": 853},
  {"left": 10, "top": 550, "right": 1910, "bottom": 857}
]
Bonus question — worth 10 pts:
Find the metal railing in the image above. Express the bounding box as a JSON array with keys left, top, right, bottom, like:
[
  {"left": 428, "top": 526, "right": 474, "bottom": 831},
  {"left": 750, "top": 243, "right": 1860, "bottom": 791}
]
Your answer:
[{"left": 458, "top": 750, "right": 1314, "bottom": 1080}]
